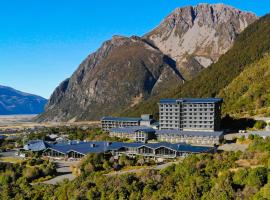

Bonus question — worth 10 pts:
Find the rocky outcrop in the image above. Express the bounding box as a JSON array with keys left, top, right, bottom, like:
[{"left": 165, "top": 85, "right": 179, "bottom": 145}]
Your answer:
[{"left": 144, "top": 3, "right": 257, "bottom": 78}]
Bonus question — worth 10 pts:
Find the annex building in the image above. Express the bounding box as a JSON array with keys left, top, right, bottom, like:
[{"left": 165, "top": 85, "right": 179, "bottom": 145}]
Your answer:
[
  {"left": 109, "top": 126, "right": 156, "bottom": 143},
  {"left": 109, "top": 126, "right": 223, "bottom": 146},
  {"left": 155, "top": 130, "right": 224, "bottom": 146},
  {"left": 101, "top": 114, "right": 155, "bottom": 131}
]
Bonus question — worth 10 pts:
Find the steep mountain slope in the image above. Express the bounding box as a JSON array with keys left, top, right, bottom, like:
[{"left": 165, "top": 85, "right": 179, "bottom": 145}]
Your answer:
[
  {"left": 121, "top": 14, "right": 270, "bottom": 118},
  {"left": 219, "top": 54, "right": 270, "bottom": 117},
  {"left": 37, "top": 4, "right": 257, "bottom": 122},
  {"left": 37, "top": 36, "right": 184, "bottom": 121},
  {"left": 0, "top": 85, "right": 47, "bottom": 115},
  {"left": 144, "top": 3, "right": 257, "bottom": 78}
]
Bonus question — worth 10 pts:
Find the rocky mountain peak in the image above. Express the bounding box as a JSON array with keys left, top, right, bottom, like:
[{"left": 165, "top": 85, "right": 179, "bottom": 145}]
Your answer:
[{"left": 145, "top": 3, "right": 257, "bottom": 79}]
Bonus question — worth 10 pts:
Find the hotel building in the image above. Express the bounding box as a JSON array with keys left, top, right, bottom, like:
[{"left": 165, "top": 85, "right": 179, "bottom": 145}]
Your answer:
[{"left": 159, "top": 98, "right": 223, "bottom": 131}]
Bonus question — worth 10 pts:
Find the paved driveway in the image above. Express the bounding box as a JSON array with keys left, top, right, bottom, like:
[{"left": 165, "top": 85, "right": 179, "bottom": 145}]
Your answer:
[{"left": 38, "top": 160, "right": 79, "bottom": 185}]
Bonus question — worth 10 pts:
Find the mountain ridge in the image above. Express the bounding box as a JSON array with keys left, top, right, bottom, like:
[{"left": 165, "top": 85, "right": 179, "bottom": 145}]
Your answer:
[{"left": 0, "top": 85, "right": 47, "bottom": 115}]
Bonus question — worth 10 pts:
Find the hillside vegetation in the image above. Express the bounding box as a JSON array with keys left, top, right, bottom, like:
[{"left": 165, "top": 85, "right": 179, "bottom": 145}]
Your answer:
[
  {"left": 120, "top": 14, "right": 270, "bottom": 118},
  {"left": 1, "top": 138, "right": 270, "bottom": 199},
  {"left": 220, "top": 53, "right": 270, "bottom": 117}
]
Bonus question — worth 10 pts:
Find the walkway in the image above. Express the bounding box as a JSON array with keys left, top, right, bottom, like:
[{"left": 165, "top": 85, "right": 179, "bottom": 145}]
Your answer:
[{"left": 38, "top": 160, "right": 79, "bottom": 185}]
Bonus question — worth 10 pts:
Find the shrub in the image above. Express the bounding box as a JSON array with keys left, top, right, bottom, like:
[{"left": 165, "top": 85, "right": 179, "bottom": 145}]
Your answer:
[
  {"left": 248, "top": 134, "right": 255, "bottom": 140},
  {"left": 254, "top": 121, "right": 267, "bottom": 130}
]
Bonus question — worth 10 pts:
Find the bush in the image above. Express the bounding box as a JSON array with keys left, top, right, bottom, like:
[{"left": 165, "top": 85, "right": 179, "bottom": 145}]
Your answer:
[
  {"left": 254, "top": 121, "right": 267, "bottom": 130},
  {"left": 248, "top": 134, "right": 255, "bottom": 140}
]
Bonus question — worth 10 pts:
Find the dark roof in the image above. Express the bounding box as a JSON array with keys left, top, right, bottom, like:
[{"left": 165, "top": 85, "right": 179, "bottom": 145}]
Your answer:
[
  {"left": 159, "top": 98, "right": 223, "bottom": 104},
  {"left": 106, "top": 142, "right": 143, "bottom": 151},
  {"left": 155, "top": 130, "right": 224, "bottom": 137},
  {"left": 110, "top": 126, "right": 155, "bottom": 133},
  {"left": 47, "top": 141, "right": 109, "bottom": 155},
  {"left": 24, "top": 140, "right": 49, "bottom": 152},
  {"left": 177, "top": 145, "right": 214, "bottom": 153},
  {"left": 108, "top": 142, "right": 214, "bottom": 153},
  {"left": 45, "top": 141, "right": 214, "bottom": 155},
  {"left": 101, "top": 116, "right": 141, "bottom": 122},
  {"left": 0, "top": 135, "right": 5, "bottom": 140}
]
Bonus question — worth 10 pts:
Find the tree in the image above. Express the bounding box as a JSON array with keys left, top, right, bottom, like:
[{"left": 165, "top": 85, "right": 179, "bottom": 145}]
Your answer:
[
  {"left": 233, "top": 168, "right": 248, "bottom": 186},
  {"left": 246, "top": 167, "right": 268, "bottom": 188}
]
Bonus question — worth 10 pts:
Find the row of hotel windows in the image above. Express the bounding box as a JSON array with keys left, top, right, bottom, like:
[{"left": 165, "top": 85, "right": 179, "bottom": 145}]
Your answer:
[
  {"left": 160, "top": 120, "right": 214, "bottom": 124},
  {"left": 160, "top": 112, "right": 214, "bottom": 115},
  {"left": 160, "top": 124, "right": 214, "bottom": 128},
  {"left": 160, "top": 108, "right": 214, "bottom": 112},
  {"left": 160, "top": 104, "right": 214, "bottom": 108},
  {"left": 160, "top": 117, "right": 213, "bottom": 120}
]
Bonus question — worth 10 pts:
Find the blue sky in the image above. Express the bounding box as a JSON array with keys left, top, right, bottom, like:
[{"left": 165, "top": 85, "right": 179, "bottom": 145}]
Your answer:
[{"left": 0, "top": 0, "right": 269, "bottom": 98}]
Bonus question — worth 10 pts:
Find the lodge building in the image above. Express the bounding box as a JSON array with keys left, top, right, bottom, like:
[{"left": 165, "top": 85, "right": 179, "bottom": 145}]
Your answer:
[{"left": 40, "top": 141, "right": 215, "bottom": 159}]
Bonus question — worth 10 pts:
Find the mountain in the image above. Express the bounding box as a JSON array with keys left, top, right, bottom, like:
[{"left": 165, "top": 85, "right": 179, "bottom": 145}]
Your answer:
[
  {"left": 0, "top": 85, "right": 47, "bottom": 115},
  {"left": 121, "top": 14, "right": 270, "bottom": 118},
  {"left": 37, "top": 4, "right": 257, "bottom": 122},
  {"left": 144, "top": 3, "right": 257, "bottom": 79},
  {"left": 37, "top": 36, "right": 184, "bottom": 121}
]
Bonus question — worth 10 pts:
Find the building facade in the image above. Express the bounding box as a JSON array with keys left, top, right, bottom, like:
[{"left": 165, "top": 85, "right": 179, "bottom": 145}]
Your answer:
[
  {"left": 155, "top": 130, "right": 223, "bottom": 146},
  {"left": 101, "top": 114, "right": 155, "bottom": 131},
  {"left": 109, "top": 126, "right": 156, "bottom": 143},
  {"left": 159, "top": 98, "right": 222, "bottom": 131},
  {"left": 109, "top": 126, "right": 223, "bottom": 146},
  {"left": 101, "top": 117, "right": 141, "bottom": 131}
]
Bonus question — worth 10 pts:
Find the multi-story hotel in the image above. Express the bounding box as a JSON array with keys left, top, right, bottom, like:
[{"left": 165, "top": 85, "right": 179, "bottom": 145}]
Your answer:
[{"left": 159, "top": 98, "right": 223, "bottom": 131}]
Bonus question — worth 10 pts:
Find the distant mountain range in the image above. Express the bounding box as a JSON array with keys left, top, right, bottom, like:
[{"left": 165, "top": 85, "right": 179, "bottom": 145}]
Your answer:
[
  {"left": 0, "top": 85, "right": 47, "bottom": 115},
  {"left": 37, "top": 3, "right": 258, "bottom": 122}
]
